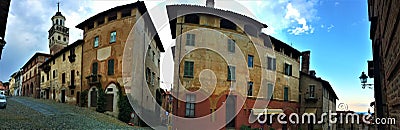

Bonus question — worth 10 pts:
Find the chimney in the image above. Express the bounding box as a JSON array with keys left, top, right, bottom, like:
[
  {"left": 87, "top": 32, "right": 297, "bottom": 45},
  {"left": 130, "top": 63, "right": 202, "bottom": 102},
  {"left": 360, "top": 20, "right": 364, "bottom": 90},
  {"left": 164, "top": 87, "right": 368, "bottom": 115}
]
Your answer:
[
  {"left": 206, "top": 0, "right": 214, "bottom": 8},
  {"left": 309, "top": 70, "right": 316, "bottom": 77},
  {"left": 301, "top": 51, "right": 310, "bottom": 74}
]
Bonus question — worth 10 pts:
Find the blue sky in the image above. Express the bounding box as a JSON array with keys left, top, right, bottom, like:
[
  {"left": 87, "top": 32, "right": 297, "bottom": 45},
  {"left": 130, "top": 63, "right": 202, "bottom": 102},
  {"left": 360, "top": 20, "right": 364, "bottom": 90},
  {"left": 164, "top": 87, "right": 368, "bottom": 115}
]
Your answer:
[{"left": 0, "top": 0, "right": 373, "bottom": 112}]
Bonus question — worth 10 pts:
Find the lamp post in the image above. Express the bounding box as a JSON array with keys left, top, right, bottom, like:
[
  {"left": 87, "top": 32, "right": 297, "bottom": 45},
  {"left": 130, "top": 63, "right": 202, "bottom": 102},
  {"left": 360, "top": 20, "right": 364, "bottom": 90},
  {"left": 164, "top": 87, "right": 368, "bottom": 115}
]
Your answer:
[{"left": 359, "top": 72, "right": 373, "bottom": 89}]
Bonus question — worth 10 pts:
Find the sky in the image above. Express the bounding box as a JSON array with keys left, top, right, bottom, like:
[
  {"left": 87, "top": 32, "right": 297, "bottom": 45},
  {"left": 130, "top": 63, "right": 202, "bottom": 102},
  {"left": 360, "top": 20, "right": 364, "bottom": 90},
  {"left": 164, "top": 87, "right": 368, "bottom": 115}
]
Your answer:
[{"left": 0, "top": 0, "right": 374, "bottom": 112}]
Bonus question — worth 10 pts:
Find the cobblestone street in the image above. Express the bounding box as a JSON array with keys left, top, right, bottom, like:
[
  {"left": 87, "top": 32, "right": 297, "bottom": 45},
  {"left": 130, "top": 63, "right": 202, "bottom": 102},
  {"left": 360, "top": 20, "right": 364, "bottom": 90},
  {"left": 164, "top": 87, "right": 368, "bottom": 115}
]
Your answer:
[{"left": 0, "top": 96, "right": 140, "bottom": 129}]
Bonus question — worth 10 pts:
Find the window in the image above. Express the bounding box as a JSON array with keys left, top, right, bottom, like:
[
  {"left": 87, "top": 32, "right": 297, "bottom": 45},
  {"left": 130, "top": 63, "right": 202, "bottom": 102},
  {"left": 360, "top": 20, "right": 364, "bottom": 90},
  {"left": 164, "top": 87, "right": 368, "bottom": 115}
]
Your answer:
[
  {"left": 108, "top": 14, "right": 117, "bottom": 21},
  {"left": 53, "top": 70, "right": 56, "bottom": 78},
  {"left": 248, "top": 55, "right": 254, "bottom": 68},
  {"left": 284, "top": 63, "right": 292, "bottom": 76},
  {"left": 220, "top": 19, "right": 236, "bottom": 30},
  {"left": 63, "top": 37, "right": 66, "bottom": 42},
  {"left": 227, "top": 66, "right": 236, "bottom": 81},
  {"left": 284, "top": 87, "right": 289, "bottom": 101},
  {"left": 71, "top": 70, "right": 75, "bottom": 86},
  {"left": 98, "top": 19, "right": 104, "bottom": 25},
  {"left": 62, "top": 73, "right": 66, "bottom": 84},
  {"left": 63, "top": 53, "right": 66, "bottom": 61},
  {"left": 186, "top": 34, "right": 195, "bottom": 46},
  {"left": 110, "top": 31, "right": 117, "bottom": 43},
  {"left": 47, "top": 73, "right": 49, "bottom": 80},
  {"left": 146, "top": 68, "right": 151, "bottom": 82},
  {"left": 267, "top": 57, "right": 276, "bottom": 71},
  {"left": 228, "top": 39, "right": 235, "bottom": 53},
  {"left": 309, "top": 85, "right": 315, "bottom": 98},
  {"left": 121, "top": 10, "right": 132, "bottom": 18},
  {"left": 108, "top": 59, "right": 115, "bottom": 75},
  {"left": 71, "top": 90, "right": 74, "bottom": 96},
  {"left": 58, "top": 36, "right": 61, "bottom": 40},
  {"left": 267, "top": 83, "right": 274, "bottom": 99},
  {"left": 247, "top": 82, "right": 253, "bottom": 96},
  {"left": 92, "top": 62, "right": 98, "bottom": 74},
  {"left": 184, "top": 61, "right": 194, "bottom": 78},
  {"left": 184, "top": 14, "right": 200, "bottom": 24},
  {"left": 185, "top": 94, "right": 196, "bottom": 117},
  {"left": 151, "top": 72, "right": 155, "bottom": 85},
  {"left": 94, "top": 36, "right": 99, "bottom": 48},
  {"left": 42, "top": 76, "right": 44, "bottom": 83}
]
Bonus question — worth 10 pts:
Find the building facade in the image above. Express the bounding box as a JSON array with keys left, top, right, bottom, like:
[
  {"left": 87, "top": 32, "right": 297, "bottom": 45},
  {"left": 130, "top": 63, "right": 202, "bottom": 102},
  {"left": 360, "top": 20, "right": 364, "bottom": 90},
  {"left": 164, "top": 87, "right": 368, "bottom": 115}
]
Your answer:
[
  {"left": 76, "top": 1, "right": 164, "bottom": 119},
  {"left": 167, "top": 2, "right": 300, "bottom": 129},
  {"left": 0, "top": 0, "right": 11, "bottom": 60},
  {"left": 21, "top": 53, "right": 51, "bottom": 98},
  {"left": 39, "top": 40, "right": 83, "bottom": 105},
  {"left": 11, "top": 70, "right": 22, "bottom": 96},
  {"left": 368, "top": 0, "right": 400, "bottom": 129},
  {"left": 299, "top": 72, "right": 338, "bottom": 130}
]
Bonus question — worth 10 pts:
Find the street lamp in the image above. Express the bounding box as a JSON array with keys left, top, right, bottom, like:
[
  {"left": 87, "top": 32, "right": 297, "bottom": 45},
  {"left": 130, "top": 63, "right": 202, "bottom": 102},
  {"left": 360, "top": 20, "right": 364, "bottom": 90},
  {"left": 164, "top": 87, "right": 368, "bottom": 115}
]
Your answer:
[{"left": 359, "top": 71, "right": 373, "bottom": 89}]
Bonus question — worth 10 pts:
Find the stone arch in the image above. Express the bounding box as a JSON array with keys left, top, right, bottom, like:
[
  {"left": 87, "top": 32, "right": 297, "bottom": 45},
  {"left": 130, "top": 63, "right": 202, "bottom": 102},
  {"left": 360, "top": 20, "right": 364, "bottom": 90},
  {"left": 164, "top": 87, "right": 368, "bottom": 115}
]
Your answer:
[{"left": 105, "top": 83, "right": 119, "bottom": 113}]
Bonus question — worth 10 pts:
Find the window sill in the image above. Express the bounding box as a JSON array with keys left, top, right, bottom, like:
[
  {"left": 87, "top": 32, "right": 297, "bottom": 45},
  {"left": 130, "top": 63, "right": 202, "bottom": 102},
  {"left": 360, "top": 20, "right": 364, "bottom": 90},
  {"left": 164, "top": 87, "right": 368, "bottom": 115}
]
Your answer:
[{"left": 183, "top": 76, "right": 194, "bottom": 78}]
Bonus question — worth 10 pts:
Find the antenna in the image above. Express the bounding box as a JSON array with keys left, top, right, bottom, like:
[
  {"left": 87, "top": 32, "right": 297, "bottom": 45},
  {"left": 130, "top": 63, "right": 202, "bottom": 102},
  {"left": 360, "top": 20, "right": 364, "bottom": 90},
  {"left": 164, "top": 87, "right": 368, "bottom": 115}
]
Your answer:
[{"left": 57, "top": 0, "right": 60, "bottom": 12}]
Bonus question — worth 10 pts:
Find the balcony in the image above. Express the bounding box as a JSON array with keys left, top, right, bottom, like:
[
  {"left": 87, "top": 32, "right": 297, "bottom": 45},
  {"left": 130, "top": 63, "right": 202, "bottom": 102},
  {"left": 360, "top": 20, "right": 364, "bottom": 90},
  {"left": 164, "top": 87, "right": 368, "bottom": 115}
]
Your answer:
[
  {"left": 86, "top": 73, "right": 102, "bottom": 85},
  {"left": 305, "top": 96, "right": 318, "bottom": 102}
]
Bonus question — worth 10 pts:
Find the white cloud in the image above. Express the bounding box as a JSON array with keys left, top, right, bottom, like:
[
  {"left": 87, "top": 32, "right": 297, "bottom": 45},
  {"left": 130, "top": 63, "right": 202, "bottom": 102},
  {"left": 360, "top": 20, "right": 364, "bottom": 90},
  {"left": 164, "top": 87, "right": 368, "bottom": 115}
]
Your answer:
[
  {"left": 239, "top": 0, "right": 320, "bottom": 36},
  {"left": 335, "top": 2, "right": 339, "bottom": 6},
  {"left": 327, "top": 24, "right": 334, "bottom": 32}
]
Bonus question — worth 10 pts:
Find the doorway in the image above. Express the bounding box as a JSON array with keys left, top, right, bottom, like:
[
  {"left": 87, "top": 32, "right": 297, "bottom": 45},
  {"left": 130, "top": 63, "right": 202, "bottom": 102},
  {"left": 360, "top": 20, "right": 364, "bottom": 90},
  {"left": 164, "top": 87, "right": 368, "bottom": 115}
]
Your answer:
[{"left": 61, "top": 90, "right": 65, "bottom": 103}]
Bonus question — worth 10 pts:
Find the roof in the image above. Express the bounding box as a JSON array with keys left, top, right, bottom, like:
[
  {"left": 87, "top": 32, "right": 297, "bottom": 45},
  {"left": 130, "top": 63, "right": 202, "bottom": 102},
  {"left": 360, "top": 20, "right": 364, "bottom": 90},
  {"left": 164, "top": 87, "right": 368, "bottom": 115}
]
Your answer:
[
  {"left": 270, "top": 36, "right": 301, "bottom": 59},
  {"left": 22, "top": 52, "right": 51, "bottom": 69},
  {"left": 300, "top": 71, "right": 339, "bottom": 100},
  {"left": 39, "top": 40, "right": 83, "bottom": 68},
  {"left": 75, "top": 1, "right": 164, "bottom": 52},
  {"left": 76, "top": 1, "right": 147, "bottom": 29},
  {"left": 166, "top": 4, "right": 268, "bottom": 39}
]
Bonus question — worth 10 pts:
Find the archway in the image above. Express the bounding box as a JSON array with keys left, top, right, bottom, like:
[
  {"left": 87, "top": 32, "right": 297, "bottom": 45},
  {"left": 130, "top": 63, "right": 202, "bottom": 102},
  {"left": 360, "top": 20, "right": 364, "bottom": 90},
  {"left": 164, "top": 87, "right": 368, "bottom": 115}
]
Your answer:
[
  {"left": 88, "top": 86, "right": 98, "bottom": 107},
  {"left": 105, "top": 83, "right": 119, "bottom": 112}
]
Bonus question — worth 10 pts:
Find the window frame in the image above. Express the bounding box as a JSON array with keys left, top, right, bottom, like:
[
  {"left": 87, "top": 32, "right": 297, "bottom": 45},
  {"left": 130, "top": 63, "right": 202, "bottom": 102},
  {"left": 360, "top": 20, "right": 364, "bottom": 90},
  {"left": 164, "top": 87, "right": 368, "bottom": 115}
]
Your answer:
[
  {"left": 309, "top": 85, "right": 315, "bottom": 98},
  {"left": 227, "top": 65, "right": 236, "bottom": 81},
  {"left": 183, "top": 61, "right": 194, "bottom": 78},
  {"left": 228, "top": 39, "right": 235, "bottom": 53},
  {"left": 185, "top": 94, "right": 196, "bottom": 118},
  {"left": 107, "top": 59, "right": 115, "bottom": 75},
  {"left": 186, "top": 34, "right": 195, "bottom": 46},
  {"left": 247, "top": 81, "right": 253, "bottom": 96},
  {"left": 110, "top": 31, "right": 117, "bottom": 43},
  {"left": 248, "top": 55, "right": 254, "bottom": 68},
  {"left": 284, "top": 87, "right": 289, "bottom": 101},
  {"left": 94, "top": 36, "right": 99, "bottom": 48}
]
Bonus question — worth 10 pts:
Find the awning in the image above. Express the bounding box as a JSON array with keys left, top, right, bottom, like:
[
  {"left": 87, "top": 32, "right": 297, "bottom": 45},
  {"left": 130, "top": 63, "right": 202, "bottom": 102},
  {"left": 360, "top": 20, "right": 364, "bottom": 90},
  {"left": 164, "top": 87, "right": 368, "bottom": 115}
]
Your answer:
[
  {"left": 252, "top": 109, "right": 284, "bottom": 115},
  {"left": 304, "top": 108, "right": 317, "bottom": 114}
]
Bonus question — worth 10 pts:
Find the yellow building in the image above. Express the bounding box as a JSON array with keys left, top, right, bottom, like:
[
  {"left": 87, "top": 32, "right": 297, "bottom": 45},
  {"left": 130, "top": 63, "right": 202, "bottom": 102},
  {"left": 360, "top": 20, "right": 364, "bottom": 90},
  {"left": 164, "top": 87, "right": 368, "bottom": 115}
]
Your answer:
[
  {"left": 39, "top": 40, "right": 83, "bottom": 105},
  {"left": 167, "top": 1, "right": 301, "bottom": 129}
]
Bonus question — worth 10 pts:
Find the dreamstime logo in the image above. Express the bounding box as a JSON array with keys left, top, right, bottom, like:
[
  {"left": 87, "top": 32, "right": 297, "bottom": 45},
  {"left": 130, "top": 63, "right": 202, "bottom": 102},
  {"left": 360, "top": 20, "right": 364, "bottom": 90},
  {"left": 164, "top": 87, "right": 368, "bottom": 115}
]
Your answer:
[{"left": 122, "top": 1, "right": 276, "bottom": 129}]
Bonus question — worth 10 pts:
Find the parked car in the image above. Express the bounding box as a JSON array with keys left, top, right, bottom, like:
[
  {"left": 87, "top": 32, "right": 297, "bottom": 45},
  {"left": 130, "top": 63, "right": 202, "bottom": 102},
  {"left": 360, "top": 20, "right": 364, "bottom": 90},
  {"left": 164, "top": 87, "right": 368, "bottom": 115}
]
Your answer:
[{"left": 0, "top": 94, "right": 6, "bottom": 109}]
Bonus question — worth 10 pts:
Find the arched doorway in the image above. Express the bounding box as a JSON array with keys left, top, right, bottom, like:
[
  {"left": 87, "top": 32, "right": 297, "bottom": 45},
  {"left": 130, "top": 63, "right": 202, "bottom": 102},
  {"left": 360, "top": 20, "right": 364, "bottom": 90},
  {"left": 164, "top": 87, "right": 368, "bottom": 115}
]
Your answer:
[
  {"left": 105, "top": 83, "right": 119, "bottom": 112},
  {"left": 88, "top": 86, "right": 98, "bottom": 107}
]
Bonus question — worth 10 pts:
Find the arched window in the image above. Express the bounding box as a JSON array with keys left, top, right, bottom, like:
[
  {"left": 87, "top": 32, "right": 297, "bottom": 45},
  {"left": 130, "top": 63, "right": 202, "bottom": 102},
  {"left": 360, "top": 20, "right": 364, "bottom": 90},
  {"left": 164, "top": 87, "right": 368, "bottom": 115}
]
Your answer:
[
  {"left": 184, "top": 14, "right": 200, "bottom": 24},
  {"left": 56, "top": 19, "right": 59, "bottom": 25},
  {"left": 60, "top": 20, "right": 63, "bottom": 25},
  {"left": 220, "top": 19, "right": 236, "bottom": 30},
  {"left": 58, "top": 36, "right": 61, "bottom": 40}
]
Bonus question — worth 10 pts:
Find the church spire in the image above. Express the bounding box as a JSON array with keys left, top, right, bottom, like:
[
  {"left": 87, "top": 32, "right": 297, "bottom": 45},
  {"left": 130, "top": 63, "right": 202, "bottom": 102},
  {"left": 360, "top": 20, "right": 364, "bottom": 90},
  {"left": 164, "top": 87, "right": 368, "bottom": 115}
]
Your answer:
[{"left": 57, "top": 2, "right": 60, "bottom": 12}]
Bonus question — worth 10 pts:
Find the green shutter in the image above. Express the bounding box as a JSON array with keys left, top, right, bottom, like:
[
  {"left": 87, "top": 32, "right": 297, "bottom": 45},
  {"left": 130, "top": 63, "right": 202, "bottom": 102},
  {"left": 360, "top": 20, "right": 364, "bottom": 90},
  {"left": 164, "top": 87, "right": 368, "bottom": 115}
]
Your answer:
[{"left": 108, "top": 59, "right": 114, "bottom": 75}]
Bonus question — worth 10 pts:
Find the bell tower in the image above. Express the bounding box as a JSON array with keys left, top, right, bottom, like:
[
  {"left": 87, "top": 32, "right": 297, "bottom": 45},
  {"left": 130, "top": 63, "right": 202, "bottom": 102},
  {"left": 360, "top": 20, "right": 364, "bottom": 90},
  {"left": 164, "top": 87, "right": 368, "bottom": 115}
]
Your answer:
[{"left": 48, "top": 2, "right": 69, "bottom": 55}]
